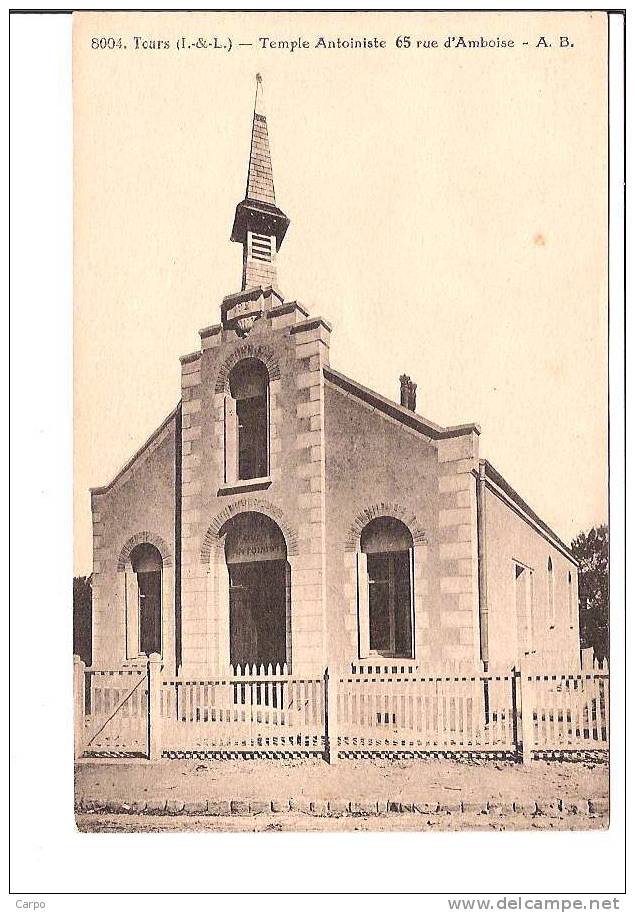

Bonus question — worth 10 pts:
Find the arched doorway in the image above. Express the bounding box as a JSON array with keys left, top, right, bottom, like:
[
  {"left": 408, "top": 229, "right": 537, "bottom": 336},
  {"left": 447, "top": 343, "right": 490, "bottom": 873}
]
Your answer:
[
  {"left": 360, "top": 516, "right": 414, "bottom": 658},
  {"left": 130, "top": 542, "right": 162, "bottom": 656},
  {"left": 222, "top": 512, "right": 289, "bottom": 667}
]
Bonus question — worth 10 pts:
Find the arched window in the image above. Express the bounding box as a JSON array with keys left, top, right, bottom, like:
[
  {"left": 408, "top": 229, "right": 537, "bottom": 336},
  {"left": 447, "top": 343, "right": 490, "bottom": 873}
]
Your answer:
[
  {"left": 567, "top": 570, "right": 574, "bottom": 629},
  {"left": 129, "top": 543, "right": 162, "bottom": 657},
  {"left": 514, "top": 562, "right": 534, "bottom": 655},
  {"left": 547, "top": 556, "right": 555, "bottom": 627},
  {"left": 225, "top": 359, "right": 269, "bottom": 482},
  {"left": 358, "top": 517, "right": 414, "bottom": 659},
  {"left": 222, "top": 512, "right": 289, "bottom": 668}
]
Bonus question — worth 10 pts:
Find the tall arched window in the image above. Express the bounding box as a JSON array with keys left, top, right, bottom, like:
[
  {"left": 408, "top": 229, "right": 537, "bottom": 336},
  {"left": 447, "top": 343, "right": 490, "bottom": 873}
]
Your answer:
[
  {"left": 225, "top": 358, "right": 269, "bottom": 482},
  {"left": 129, "top": 542, "right": 163, "bottom": 657},
  {"left": 567, "top": 570, "right": 574, "bottom": 629},
  {"left": 358, "top": 517, "right": 414, "bottom": 659},
  {"left": 514, "top": 562, "right": 534, "bottom": 655},
  {"left": 547, "top": 556, "right": 555, "bottom": 627}
]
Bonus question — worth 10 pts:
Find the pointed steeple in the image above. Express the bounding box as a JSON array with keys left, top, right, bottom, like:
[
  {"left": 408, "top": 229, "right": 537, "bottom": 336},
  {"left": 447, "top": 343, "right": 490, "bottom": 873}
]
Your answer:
[
  {"left": 230, "top": 74, "right": 290, "bottom": 292},
  {"left": 245, "top": 75, "right": 275, "bottom": 206}
]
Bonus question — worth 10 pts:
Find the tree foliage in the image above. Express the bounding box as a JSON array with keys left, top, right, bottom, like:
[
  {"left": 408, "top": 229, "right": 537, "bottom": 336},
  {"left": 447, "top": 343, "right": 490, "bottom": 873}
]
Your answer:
[
  {"left": 570, "top": 524, "right": 609, "bottom": 662},
  {"left": 73, "top": 575, "right": 93, "bottom": 665}
]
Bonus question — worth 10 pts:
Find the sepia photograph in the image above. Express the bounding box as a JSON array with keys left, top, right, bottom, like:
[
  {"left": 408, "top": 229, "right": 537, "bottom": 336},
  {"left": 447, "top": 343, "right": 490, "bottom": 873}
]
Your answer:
[
  {"left": 69, "top": 10, "right": 613, "bottom": 836},
  {"left": 10, "top": 8, "right": 626, "bottom": 900}
]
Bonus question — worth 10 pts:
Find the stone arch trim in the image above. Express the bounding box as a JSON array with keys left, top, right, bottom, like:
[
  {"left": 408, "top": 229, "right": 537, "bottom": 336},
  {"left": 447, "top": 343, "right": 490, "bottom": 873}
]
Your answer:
[
  {"left": 344, "top": 502, "right": 428, "bottom": 552},
  {"left": 117, "top": 531, "right": 173, "bottom": 571},
  {"left": 200, "top": 498, "right": 299, "bottom": 564},
  {"left": 214, "top": 342, "right": 281, "bottom": 394}
]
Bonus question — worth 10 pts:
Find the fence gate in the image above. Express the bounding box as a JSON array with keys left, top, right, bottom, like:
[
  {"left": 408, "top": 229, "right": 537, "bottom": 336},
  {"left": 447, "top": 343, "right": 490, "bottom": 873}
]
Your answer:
[{"left": 81, "top": 668, "right": 148, "bottom": 756}]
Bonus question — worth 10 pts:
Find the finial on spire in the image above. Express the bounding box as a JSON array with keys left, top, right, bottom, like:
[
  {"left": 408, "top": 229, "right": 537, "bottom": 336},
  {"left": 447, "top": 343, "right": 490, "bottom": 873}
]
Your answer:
[{"left": 254, "top": 73, "right": 266, "bottom": 117}]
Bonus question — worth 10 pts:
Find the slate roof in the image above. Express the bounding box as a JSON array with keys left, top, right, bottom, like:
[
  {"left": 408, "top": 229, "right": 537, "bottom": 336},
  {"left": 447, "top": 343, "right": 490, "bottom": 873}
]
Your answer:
[{"left": 246, "top": 77, "right": 276, "bottom": 206}]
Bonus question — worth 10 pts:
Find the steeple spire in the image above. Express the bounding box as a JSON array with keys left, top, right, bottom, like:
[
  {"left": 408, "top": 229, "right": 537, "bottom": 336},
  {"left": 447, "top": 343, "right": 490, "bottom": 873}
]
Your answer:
[
  {"left": 245, "top": 74, "right": 274, "bottom": 205},
  {"left": 230, "top": 74, "right": 290, "bottom": 293}
]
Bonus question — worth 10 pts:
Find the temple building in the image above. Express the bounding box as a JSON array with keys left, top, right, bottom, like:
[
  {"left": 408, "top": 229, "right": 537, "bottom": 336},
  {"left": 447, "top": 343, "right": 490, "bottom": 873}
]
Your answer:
[{"left": 89, "top": 76, "right": 580, "bottom": 677}]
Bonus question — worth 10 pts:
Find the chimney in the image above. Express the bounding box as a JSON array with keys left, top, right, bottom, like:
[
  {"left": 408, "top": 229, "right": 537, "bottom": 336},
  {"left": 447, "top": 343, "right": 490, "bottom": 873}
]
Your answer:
[
  {"left": 399, "top": 374, "right": 417, "bottom": 411},
  {"left": 399, "top": 374, "right": 410, "bottom": 408}
]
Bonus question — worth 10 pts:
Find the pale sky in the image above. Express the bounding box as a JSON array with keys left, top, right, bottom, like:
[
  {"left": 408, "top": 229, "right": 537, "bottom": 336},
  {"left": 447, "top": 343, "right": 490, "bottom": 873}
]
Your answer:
[{"left": 74, "top": 11, "right": 608, "bottom": 575}]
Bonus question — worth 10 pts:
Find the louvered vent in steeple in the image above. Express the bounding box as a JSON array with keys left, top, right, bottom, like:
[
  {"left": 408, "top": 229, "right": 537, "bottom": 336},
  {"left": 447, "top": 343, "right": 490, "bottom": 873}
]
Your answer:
[{"left": 251, "top": 233, "right": 273, "bottom": 263}]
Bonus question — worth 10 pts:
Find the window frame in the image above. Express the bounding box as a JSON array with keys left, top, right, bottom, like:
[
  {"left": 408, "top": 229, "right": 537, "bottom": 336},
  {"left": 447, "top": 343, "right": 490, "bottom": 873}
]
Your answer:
[
  {"left": 547, "top": 556, "right": 555, "bottom": 628},
  {"left": 236, "top": 389, "right": 269, "bottom": 480},
  {"left": 126, "top": 542, "right": 164, "bottom": 660},
  {"left": 367, "top": 549, "right": 413, "bottom": 658},
  {"left": 357, "top": 517, "right": 415, "bottom": 661},
  {"left": 514, "top": 560, "right": 535, "bottom": 656},
  {"left": 137, "top": 568, "right": 163, "bottom": 658},
  {"left": 224, "top": 358, "right": 271, "bottom": 485}
]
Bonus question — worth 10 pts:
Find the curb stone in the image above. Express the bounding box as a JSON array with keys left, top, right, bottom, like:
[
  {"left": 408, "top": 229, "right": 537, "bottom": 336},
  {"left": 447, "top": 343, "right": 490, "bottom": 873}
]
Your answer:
[
  {"left": 328, "top": 799, "right": 350, "bottom": 816},
  {"left": 414, "top": 801, "right": 438, "bottom": 814},
  {"left": 249, "top": 800, "right": 271, "bottom": 815},
  {"left": 75, "top": 796, "right": 609, "bottom": 819},
  {"left": 561, "top": 798, "right": 590, "bottom": 815},
  {"left": 487, "top": 802, "right": 514, "bottom": 815},
  {"left": 535, "top": 800, "right": 561, "bottom": 817},
  {"left": 351, "top": 801, "right": 378, "bottom": 816},
  {"left": 230, "top": 800, "right": 250, "bottom": 816},
  {"left": 589, "top": 798, "right": 609, "bottom": 815}
]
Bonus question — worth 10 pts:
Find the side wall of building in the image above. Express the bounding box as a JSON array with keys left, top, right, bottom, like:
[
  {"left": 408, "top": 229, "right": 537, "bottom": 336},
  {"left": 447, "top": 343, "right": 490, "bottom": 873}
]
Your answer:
[
  {"left": 323, "top": 382, "right": 481, "bottom": 669},
  {"left": 90, "top": 412, "right": 178, "bottom": 669},
  {"left": 484, "top": 487, "right": 580, "bottom": 669}
]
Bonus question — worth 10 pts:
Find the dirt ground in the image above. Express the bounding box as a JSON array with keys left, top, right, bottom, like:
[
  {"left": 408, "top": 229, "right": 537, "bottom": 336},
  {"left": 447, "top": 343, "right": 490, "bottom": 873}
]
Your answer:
[
  {"left": 76, "top": 810, "right": 607, "bottom": 833},
  {"left": 75, "top": 756, "right": 608, "bottom": 806}
]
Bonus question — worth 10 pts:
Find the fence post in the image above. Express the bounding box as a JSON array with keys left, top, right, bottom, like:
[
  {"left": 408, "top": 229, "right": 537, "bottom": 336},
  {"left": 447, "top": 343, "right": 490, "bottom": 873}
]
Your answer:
[
  {"left": 519, "top": 658, "right": 536, "bottom": 765},
  {"left": 325, "top": 667, "right": 340, "bottom": 765},
  {"left": 511, "top": 667, "right": 519, "bottom": 756},
  {"left": 73, "top": 655, "right": 86, "bottom": 760},
  {"left": 147, "top": 653, "right": 163, "bottom": 761}
]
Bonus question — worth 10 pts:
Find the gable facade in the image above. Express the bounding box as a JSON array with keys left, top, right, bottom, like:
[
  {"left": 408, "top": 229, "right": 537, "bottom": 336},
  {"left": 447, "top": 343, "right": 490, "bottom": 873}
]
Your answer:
[{"left": 88, "top": 78, "right": 580, "bottom": 677}]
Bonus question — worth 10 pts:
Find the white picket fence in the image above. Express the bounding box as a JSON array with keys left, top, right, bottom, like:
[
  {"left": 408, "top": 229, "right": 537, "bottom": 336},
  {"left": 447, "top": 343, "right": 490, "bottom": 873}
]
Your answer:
[
  {"left": 73, "top": 657, "right": 610, "bottom": 761},
  {"left": 527, "top": 669, "right": 609, "bottom": 752},
  {"left": 160, "top": 664, "right": 325, "bottom": 753},
  {"left": 336, "top": 669, "right": 516, "bottom": 752}
]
